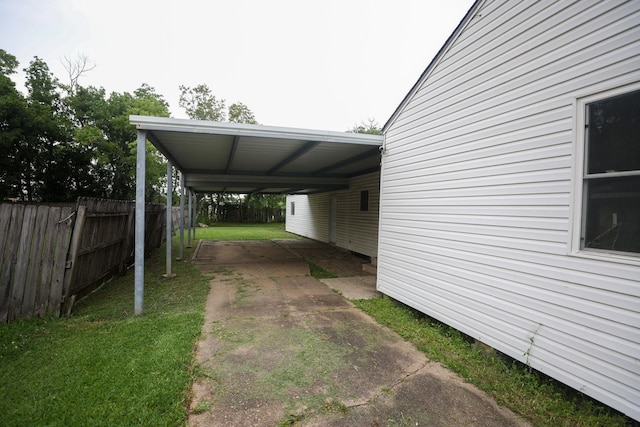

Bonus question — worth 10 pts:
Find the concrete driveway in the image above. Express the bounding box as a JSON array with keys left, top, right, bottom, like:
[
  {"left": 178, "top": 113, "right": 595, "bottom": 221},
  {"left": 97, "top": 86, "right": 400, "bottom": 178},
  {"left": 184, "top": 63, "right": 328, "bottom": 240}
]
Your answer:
[{"left": 188, "top": 239, "right": 529, "bottom": 427}]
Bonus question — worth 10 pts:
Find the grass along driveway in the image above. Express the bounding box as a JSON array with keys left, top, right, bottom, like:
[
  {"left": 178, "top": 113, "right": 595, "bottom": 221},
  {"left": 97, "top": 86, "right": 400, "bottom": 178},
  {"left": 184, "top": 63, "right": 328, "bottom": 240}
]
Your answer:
[
  {"left": 0, "top": 238, "right": 210, "bottom": 426},
  {"left": 0, "top": 222, "right": 632, "bottom": 426},
  {"left": 353, "top": 298, "right": 632, "bottom": 427},
  {"left": 0, "top": 223, "right": 291, "bottom": 426}
]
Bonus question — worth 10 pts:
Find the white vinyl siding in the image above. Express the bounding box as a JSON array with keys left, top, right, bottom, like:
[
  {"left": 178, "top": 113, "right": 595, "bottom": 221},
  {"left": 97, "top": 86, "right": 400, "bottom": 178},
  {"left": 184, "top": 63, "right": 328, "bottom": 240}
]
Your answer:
[
  {"left": 286, "top": 193, "right": 331, "bottom": 243},
  {"left": 286, "top": 171, "right": 380, "bottom": 257},
  {"left": 335, "top": 172, "right": 380, "bottom": 257},
  {"left": 379, "top": 0, "right": 640, "bottom": 420}
]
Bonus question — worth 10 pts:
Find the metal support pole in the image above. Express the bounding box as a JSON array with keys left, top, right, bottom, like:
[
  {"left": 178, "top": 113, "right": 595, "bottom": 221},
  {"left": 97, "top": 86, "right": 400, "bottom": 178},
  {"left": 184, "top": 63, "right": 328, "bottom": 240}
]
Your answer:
[
  {"left": 178, "top": 172, "right": 185, "bottom": 260},
  {"left": 164, "top": 160, "right": 176, "bottom": 278},
  {"left": 187, "top": 187, "right": 192, "bottom": 248},
  {"left": 192, "top": 191, "right": 197, "bottom": 242},
  {"left": 134, "top": 130, "right": 146, "bottom": 316}
]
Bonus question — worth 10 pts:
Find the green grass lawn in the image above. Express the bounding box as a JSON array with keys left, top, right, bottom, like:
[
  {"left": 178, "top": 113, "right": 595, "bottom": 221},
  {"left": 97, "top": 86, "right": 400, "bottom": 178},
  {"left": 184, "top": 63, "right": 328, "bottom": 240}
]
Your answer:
[
  {"left": 0, "top": 238, "right": 210, "bottom": 427},
  {"left": 0, "top": 223, "right": 293, "bottom": 426},
  {"left": 194, "top": 222, "right": 295, "bottom": 240}
]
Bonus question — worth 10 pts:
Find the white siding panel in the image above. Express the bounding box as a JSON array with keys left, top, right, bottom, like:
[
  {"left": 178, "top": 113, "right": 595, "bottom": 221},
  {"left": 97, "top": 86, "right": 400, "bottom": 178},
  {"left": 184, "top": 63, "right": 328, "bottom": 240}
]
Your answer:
[
  {"left": 286, "top": 171, "right": 380, "bottom": 257},
  {"left": 286, "top": 194, "right": 331, "bottom": 243},
  {"left": 379, "top": 0, "right": 640, "bottom": 419},
  {"left": 335, "top": 172, "right": 380, "bottom": 257}
]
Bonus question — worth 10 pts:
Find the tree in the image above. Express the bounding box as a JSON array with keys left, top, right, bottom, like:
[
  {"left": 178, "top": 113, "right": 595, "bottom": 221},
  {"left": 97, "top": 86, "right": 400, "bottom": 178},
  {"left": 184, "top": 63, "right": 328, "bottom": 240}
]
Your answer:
[
  {"left": 22, "top": 56, "right": 73, "bottom": 201},
  {"left": 0, "top": 50, "right": 172, "bottom": 202},
  {"left": 61, "top": 53, "right": 96, "bottom": 95},
  {"left": 67, "top": 83, "right": 170, "bottom": 201},
  {"left": 228, "top": 102, "right": 257, "bottom": 124},
  {"left": 349, "top": 118, "right": 381, "bottom": 135},
  {"left": 0, "top": 49, "right": 19, "bottom": 76},
  {"left": 178, "top": 84, "right": 226, "bottom": 121},
  {"left": 1, "top": 52, "right": 94, "bottom": 202},
  {"left": 66, "top": 85, "right": 111, "bottom": 198},
  {"left": 130, "top": 84, "right": 171, "bottom": 202},
  {"left": 243, "top": 194, "right": 285, "bottom": 223},
  {"left": 0, "top": 50, "right": 27, "bottom": 200}
]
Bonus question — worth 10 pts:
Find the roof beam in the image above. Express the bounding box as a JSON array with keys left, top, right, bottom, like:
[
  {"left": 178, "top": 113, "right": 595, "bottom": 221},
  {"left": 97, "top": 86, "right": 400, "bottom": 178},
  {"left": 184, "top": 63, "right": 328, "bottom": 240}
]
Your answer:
[
  {"left": 225, "top": 135, "right": 240, "bottom": 173},
  {"left": 312, "top": 147, "right": 380, "bottom": 175},
  {"left": 348, "top": 165, "right": 381, "bottom": 178},
  {"left": 285, "top": 186, "right": 308, "bottom": 193},
  {"left": 184, "top": 172, "right": 349, "bottom": 190},
  {"left": 192, "top": 185, "right": 349, "bottom": 194},
  {"left": 268, "top": 141, "right": 319, "bottom": 174},
  {"left": 247, "top": 188, "right": 266, "bottom": 195}
]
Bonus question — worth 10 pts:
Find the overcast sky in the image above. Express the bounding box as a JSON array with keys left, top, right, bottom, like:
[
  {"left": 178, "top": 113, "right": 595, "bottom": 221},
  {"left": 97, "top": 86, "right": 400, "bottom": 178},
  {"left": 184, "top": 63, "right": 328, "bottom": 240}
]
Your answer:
[{"left": 1, "top": 0, "right": 474, "bottom": 131}]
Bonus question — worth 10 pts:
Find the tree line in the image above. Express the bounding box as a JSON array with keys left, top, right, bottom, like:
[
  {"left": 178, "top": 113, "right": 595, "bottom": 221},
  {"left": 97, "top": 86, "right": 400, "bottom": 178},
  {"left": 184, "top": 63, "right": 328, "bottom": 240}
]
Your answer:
[
  {"left": 1, "top": 50, "right": 171, "bottom": 203},
  {"left": 0, "top": 50, "right": 379, "bottom": 222}
]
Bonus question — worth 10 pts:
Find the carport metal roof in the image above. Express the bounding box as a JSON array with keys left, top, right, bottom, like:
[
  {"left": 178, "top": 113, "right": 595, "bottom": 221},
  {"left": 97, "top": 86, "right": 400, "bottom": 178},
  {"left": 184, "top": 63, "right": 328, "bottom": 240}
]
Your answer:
[{"left": 130, "top": 115, "right": 383, "bottom": 194}]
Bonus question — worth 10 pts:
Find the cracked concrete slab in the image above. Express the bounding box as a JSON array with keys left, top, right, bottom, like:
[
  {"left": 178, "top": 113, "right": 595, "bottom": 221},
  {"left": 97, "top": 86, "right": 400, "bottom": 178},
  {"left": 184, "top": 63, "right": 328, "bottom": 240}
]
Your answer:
[
  {"left": 320, "top": 276, "right": 380, "bottom": 299},
  {"left": 188, "top": 239, "right": 529, "bottom": 426}
]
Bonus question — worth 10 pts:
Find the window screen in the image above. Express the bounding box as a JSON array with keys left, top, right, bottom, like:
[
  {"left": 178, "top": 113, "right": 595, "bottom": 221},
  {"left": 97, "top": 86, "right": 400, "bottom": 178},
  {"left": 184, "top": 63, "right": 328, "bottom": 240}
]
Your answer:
[{"left": 583, "top": 89, "right": 640, "bottom": 253}]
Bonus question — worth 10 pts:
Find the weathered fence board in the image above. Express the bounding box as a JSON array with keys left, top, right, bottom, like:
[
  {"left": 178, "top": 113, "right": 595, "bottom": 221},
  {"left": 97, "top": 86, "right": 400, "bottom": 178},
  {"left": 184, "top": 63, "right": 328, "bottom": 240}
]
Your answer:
[
  {"left": 34, "top": 207, "right": 63, "bottom": 317},
  {"left": 0, "top": 197, "right": 179, "bottom": 322},
  {"left": 0, "top": 204, "right": 76, "bottom": 322},
  {"left": 9, "top": 205, "right": 37, "bottom": 321},
  {"left": 49, "top": 208, "right": 74, "bottom": 317},
  {"left": 20, "top": 205, "right": 49, "bottom": 318},
  {"left": 0, "top": 203, "right": 19, "bottom": 322}
]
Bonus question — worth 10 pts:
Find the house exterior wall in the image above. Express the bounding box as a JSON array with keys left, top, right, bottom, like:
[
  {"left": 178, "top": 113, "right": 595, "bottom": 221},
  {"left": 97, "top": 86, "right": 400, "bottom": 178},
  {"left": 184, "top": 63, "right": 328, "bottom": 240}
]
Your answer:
[
  {"left": 378, "top": 0, "right": 640, "bottom": 420},
  {"left": 286, "top": 171, "right": 380, "bottom": 258}
]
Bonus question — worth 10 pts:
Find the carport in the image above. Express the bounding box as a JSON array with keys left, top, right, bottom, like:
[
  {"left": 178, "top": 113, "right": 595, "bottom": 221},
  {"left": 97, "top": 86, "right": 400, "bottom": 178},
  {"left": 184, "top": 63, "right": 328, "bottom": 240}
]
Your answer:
[{"left": 129, "top": 115, "right": 383, "bottom": 315}]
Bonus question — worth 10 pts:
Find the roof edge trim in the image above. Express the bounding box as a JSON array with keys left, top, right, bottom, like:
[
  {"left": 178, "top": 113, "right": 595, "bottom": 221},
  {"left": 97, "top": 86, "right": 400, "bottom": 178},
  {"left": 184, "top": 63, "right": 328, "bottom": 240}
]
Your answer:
[
  {"left": 130, "top": 115, "right": 383, "bottom": 146},
  {"left": 382, "top": 0, "right": 483, "bottom": 133}
]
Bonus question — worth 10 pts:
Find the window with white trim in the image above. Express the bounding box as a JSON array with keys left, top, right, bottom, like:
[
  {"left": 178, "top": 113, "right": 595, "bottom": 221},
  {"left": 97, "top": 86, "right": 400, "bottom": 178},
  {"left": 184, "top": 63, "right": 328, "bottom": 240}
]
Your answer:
[{"left": 581, "top": 89, "right": 640, "bottom": 254}]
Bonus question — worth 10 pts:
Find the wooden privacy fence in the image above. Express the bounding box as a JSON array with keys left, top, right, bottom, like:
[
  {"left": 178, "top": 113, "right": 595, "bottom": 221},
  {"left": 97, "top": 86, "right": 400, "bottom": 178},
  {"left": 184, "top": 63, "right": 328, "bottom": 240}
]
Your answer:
[
  {"left": 0, "top": 204, "right": 75, "bottom": 322},
  {"left": 0, "top": 198, "right": 182, "bottom": 323}
]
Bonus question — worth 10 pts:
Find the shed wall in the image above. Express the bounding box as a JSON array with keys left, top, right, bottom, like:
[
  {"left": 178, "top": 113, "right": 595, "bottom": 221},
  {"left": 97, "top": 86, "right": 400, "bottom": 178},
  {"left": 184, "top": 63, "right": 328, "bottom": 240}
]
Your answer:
[
  {"left": 379, "top": 0, "right": 640, "bottom": 420},
  {"left": 286, "top": 193, "right": 330, "bottom": 243},
  {"left": 286, "top": 171, "right": 380, "bottom": 258},
  {"left": 335, "top": 172, "right": 380, "bottom": 257}
]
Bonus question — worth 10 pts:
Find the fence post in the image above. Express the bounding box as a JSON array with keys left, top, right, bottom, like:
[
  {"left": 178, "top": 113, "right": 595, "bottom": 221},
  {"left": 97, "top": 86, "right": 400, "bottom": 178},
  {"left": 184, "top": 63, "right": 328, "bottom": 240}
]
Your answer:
[
  {"left": 119, "top": 204, "right": 136, "bottom": 275},
  {"left": 61, "top": 205, "right": 87, "bottom": 315},
  {"left": 46, "top": 207, "right": 75, "bottom": 317}
]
